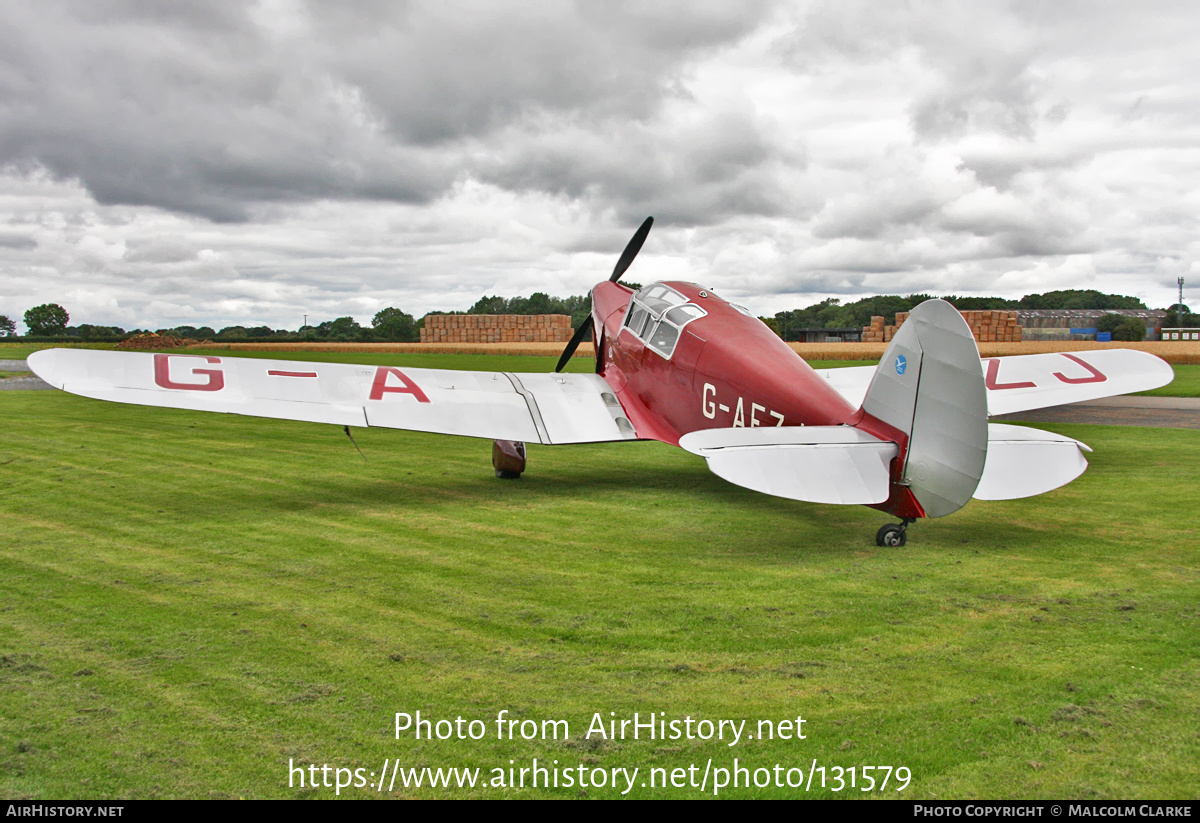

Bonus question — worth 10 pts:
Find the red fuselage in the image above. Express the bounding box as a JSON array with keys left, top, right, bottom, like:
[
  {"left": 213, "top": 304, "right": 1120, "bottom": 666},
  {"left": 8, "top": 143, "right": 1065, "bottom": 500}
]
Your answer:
[{"left": 590, "top": 280, "right": 924, "bottom": 519}]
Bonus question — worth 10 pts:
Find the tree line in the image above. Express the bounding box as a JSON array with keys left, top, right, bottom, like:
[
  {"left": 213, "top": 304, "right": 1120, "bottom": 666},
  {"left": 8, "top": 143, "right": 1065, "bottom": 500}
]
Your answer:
[
  {"left": 0, "top": 304, "right": 427, "bottom": 343},
  {"left": 1, "top": 292, "right": 595, "bottom": 343},
  {"left": 1, "top": 288, "right": 1193, "bottom": 343},
  {"left": 771, "top": 289, "right": 1174, "bottom": 340}
]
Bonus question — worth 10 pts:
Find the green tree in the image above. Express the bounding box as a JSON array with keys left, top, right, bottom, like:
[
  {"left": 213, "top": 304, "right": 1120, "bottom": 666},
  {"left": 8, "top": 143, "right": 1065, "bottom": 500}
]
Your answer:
[
  {"left": 0, "top": 315, "right": 15, "bottom": 337},
  {"left": 372, "top": 308, "right": 418, "bottom": 342},
  {"left": 1112, "top": 317, "right": 1147, "bottom": 341},
  {"left": 468, "top": 296, "right": 507, "bottom": 314},
  {"left": 1164, "top": 304, "right": 1195, "bottom": 327},
  {"left": 327, "top": 316, "right": 364, "bottom": 340},
  {"left": 557, "top": 294, "right": 592, "bottom": 329},
  {"left": 465, "top": 291, "right": 593, "bottom": 329},
  {"left": 775, "top": 298, "right": 847, "bottom": 340},
  {"left": 524, "top": 292, "right": 553, "bottom": 315},
  {"left": 68, "top": 324, "right": 125, "bottom": 340},
  {"left": 1019, "top": 290, "right": 1146, "bottom": 310},
  {"left": 944, "top": 295, "right": 1019, "bottom": 311},
  {"left": 166, "top": 325, "right": 214, "bottom": 339},
  {"left": 24, "top": 303, "right": 69, "bottom": 336},
  {"left": 1097, "top": 313, "right": 1125, "bottom": 335}
]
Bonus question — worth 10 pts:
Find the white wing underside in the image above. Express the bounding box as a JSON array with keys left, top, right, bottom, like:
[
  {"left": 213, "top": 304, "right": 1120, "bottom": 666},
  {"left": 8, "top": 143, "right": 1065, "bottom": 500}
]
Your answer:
[
  {"left": 815, "top": 349, "right": 1174, "bottom": 416},
  {"left": 679, "top": 423, "right": 1092, "bottom": 505},
  {"left": 27, "top": 349, "right": 637, "bottom": 445},
  {"left": 976, "top": 424, "right": 1091, "bottom": 500},
  {"left": 679, "top": 426, "right": 898, "bottom": 505}
]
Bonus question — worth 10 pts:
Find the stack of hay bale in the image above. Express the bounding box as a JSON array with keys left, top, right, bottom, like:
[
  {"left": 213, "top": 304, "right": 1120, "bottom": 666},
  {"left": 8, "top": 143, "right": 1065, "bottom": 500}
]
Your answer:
[
  {"left": 116, "top": 332, "right": 199, "bottom": 349},
  {"left": 863, "top": 310, "right": 1022, "bottom": 343},
  {"left": 420, "top": 314, "right": 575, "bottom": 344},
  {"left": 955, "top": 310, "right": 1022, "bottom": 343},
  {"left": 864, "top": 316, "right": 892, "bottom": 340},
  {"left": 862, "top": 316, "right": 892, "bottom": 343}
]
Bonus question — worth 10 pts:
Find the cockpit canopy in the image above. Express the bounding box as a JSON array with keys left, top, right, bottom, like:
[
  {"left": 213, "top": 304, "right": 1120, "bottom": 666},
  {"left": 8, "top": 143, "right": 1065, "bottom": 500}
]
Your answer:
[{"left": 622, "top": 283, "right": 707, "bottom": 359}]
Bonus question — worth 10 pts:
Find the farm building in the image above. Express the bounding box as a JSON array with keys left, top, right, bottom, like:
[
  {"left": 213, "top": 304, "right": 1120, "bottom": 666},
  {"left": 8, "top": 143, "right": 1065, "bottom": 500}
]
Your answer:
[
  {"left": 856, "top": 308, "right": 1169, "bottom": 344},
  {"left": 788, "top": 327, "right": 863, "bottom": 343},
  {"left": 1016, "top": 309, "right": 1167, "bottom": 341}
]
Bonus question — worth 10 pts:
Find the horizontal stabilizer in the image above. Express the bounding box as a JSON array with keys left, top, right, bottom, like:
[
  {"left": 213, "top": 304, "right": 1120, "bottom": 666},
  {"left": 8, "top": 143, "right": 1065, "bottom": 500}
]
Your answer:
[
  {"left": 974, "top": 424, "right": 1091, "bottom": 500},
  {"left": 679, "top": 426, "right": 898, "bottom": 505}
]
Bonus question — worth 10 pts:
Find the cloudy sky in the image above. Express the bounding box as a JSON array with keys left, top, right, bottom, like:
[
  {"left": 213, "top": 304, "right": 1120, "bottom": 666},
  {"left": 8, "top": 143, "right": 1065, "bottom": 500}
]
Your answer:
[{"left": 1, "top": 0, "right": 1197, "bottom": 332}]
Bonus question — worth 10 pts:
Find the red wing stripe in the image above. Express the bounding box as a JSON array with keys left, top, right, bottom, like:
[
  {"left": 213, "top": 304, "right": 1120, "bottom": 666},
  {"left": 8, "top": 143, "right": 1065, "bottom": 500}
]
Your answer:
[{"left": 267, "top": 370, "right": 319, "bottom": 378}]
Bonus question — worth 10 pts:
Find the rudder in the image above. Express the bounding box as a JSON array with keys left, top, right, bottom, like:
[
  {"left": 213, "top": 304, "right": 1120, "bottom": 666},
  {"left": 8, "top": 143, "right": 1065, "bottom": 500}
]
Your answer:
[{"left": 860, "top": 299, "right": 988, "bottom": 518}]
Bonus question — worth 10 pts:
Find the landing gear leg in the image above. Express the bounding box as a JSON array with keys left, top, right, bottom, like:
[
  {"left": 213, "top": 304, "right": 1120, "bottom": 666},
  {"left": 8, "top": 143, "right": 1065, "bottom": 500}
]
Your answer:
[
  {"left": 492, "top": 440, "right": 526, "bottom": 479},
  {"left": 875, "top": 518, "right": 914, "bottom": 547}
]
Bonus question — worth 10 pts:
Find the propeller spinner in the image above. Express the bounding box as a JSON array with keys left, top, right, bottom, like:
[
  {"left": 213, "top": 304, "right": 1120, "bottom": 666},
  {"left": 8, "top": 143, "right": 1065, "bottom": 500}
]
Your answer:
[{"left": 555, "top": 216, "right": 653, "bottom": 373}]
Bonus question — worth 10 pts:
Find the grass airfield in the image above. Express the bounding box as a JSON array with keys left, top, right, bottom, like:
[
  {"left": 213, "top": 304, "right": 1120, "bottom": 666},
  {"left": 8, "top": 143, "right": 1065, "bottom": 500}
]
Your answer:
[{"left": 0, "top": 351, "right": 1197, "bottom": 799}]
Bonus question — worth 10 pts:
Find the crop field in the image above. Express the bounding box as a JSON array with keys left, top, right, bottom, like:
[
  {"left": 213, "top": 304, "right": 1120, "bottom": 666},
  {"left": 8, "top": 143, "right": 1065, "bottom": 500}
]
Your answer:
[{"left": 0, "top": 351, "right": 1197, "bottom": 799}]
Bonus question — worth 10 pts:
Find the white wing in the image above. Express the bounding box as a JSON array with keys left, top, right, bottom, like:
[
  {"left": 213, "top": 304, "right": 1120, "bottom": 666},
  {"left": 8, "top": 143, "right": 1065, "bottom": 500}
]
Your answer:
[
  {"left": 27, "top": 349, "right": 637, "bottom": 445},
  {"left": 814, "top": 349, "right": 1173, "bottom": 416}
]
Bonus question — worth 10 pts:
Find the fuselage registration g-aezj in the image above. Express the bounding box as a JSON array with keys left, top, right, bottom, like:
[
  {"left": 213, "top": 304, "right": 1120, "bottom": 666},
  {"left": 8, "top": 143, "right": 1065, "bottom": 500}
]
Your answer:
[{"left": 29, "top": 218, "right": 1174, "bottom": 545}]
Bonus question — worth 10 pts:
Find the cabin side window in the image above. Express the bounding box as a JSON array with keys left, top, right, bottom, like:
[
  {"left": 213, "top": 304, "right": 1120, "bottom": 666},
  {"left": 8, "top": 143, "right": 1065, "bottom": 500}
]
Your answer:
[
  {"left": 622, "top": 283, "right": 706, "bottom": 359},
  {"left": 625, "top": 304, "right": 651, "bottom": 337},
  {"left": 647, "top": 321, "right": 679, "bottom": 354}
]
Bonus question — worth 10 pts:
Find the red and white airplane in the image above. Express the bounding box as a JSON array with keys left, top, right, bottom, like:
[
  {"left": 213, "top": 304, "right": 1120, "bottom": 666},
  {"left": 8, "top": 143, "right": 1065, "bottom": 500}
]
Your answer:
[{"left": 29, "top": 218, "right": 1174, "bottom": 545}]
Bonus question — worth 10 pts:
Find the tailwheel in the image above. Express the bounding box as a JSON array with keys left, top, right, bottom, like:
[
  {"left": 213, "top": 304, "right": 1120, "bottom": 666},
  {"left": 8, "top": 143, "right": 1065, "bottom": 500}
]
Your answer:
[{"left": 875, "top": 519, "right": 913, "bottom": 547}]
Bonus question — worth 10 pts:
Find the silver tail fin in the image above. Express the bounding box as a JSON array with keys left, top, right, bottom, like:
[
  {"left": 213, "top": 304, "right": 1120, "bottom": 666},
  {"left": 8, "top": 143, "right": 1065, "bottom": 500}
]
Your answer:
[{"left": 860, "top": 299, "right": 988, "bottom": 518}]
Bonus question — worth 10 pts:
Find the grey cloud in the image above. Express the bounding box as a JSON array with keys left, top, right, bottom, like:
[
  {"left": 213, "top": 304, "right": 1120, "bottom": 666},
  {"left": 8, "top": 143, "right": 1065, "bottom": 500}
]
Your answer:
[
  {"left": 988, "top": 229, "right": 1097, "bottom": 258},
  {"left": 477, "top": 109, "right": 799, "bottom": 227},
  {"left": 0, "top": 232, "right": 37, "bottom": 249},
  {"left": 124, "top": 237, "right": 198, "bottom": 264},
  {"left": 812, "top": 192, "right": 944, "bottom": 241},
  {"left": 911, "top": 74, "right": 1040, "bottom": 142},
  {"left": 781, "top": 2, "right": 1043, "bottom": 142},
  {"left": 1043, "top": 102, "right": 1071, "bottom": 125},
  {"left": 318, "top": 2, "right": 774, "bottom": 143},
  {"left": 560, "top": 227, "right": 635, "bottom": 256},
  {"left": 3, "top": 0, "right": 1199, "bottom": 330},
  {"left": 0, "top": 1, "right": 780, "bottom": 224},
  {"left": 771, "top": 271, "right": 873, "bottom": 295},
  {"left": 957, "top": 146, "right": 1092, "bottom": 189},
  {"left": 148, "top": 278, "right": 194, "bottom": 296},
  {"left": 776, "top": 1, "right": 916, "bottom": 65}
]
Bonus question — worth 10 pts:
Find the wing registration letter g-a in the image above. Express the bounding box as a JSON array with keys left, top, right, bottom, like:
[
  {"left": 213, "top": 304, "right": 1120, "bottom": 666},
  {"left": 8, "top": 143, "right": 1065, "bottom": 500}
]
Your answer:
[{"left": 27, "top": 349, "right": 638, "bottom": 446}]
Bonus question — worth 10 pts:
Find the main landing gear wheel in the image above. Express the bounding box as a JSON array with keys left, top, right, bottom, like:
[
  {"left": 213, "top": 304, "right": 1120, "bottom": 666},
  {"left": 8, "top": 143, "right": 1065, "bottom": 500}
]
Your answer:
[
  {"left": 875, "top": 519, "right": 914, "bottom": 547},
  {"left": 492, "top": 440, "right": 527, "bottom": 480}
]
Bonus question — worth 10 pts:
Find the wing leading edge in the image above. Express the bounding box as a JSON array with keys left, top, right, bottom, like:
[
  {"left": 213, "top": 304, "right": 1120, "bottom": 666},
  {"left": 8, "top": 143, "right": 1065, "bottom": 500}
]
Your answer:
[{"left": 27, "top": 349, "right": 638, "bottom": 445}]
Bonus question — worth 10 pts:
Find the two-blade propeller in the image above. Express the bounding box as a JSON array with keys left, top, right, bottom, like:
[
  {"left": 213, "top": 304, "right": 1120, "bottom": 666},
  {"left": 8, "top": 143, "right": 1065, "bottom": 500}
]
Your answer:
[{"left": 555, "top": 216, "right": 653, "bottom": 373}]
